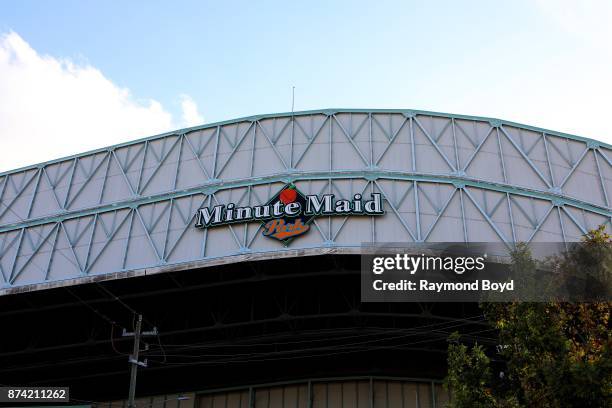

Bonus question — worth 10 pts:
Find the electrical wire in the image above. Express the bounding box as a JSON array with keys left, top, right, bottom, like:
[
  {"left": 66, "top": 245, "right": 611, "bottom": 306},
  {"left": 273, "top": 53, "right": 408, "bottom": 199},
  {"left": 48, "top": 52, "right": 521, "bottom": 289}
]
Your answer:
[
  {"left": 142, "top": 318, "right": 493, "bottom": 365},
  {"left": 144, "top": 327, "right": 498, "bottom": 367},
  {"left": 65, "top": 287, "right": 117, "bottom": 327},
  {"left": 0, "top": 318, "right": 495, "bottom": 373},
  {"left": 111, "top": 324, "right": 130, "bottom": 356},
  {"left": 157, "top": 314, "right": 487, "bottom": 349}
]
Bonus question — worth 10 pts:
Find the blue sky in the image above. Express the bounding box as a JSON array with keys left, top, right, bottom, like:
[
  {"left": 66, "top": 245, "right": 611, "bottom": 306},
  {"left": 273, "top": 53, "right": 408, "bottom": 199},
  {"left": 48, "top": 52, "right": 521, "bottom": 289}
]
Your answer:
[{"left": 1, "top": 0, "right": 611, "bottom": 171}]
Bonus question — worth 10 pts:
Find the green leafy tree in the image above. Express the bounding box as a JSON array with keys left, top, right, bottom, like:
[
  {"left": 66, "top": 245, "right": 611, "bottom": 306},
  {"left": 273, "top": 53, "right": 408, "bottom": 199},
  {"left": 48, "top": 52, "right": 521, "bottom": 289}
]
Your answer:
[
  {"left": 445, "top": 332, "right": 509, "bottom": 408},
  {"left": 445, "top": 226, "right": 612, "bottom": 408}
]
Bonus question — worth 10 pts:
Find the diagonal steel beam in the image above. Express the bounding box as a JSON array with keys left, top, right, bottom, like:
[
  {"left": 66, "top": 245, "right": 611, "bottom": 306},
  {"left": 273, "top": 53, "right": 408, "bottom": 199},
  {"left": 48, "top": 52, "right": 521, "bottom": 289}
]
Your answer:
[
  {"left": 526, "top": 205, "right": 555, "bottom": 243},
  {"left": 499, "top": 126, "right": 552, "bottom": 188},
  {"left": 332, "top": 114, "right": 370, "bottom": 166},
  {"left": 0, "top": 169, "right": 40, "bottom": 221},
  {"left": 9, "top": 223, "right": 60, "bottom": 284},
  {"left": 422, "top": 188, "right": 457, "bottom": 241},
  {"left": 596, "top": 148, "right": 612, "bottom": 167},
  {"left": 331, "top": 182, "right": 371, "bottom": 241},
  {"left": 85, "top": 210, "right": 132, "bottom": 273},
  {"left": 59, "top": 222, "right": 85, "bottom": 273},
  {"left": 138, "top": 135, "right": 183, "bottom": 194},
  {"left": 7, "top": 228, "right": 25, "bottom": 284},
  {"left": 256, "top": 121, "right": 290, "bottom": 170},
  {"left": 134, "top": 207, "right": 162, "bottom": 262},
  {"left": 557, "top": 206, "right": 567, "bottom": 246},
  {"left": 413, "top": 117, "right": 457, "bottom": 172},
  {"left": 461, "top": 127, "right": 494, "bottom": 172},
  {"left": 463, "top": 188, "right": 510, "bottom": 244},
  {"left": 542, "top": 133, "right": 556, "bottom": 187},
  {"left": 61, "top": 158, "right": 78, "bottom": 210},
  {"left": 509, "top": 196, "right": 538, "bottom": 228},
  {"left": 374, "top": 117, "right": 409, "bottom": 166},
  {"left": 559, "top": 147, "right": 589, "bottom": 188},
  {"left": 506, "top": 193, "right": 517, "bottom": 243},
  {"left": 374, "top": 180, "right": 416, "bottom": 241},
  {"left": 547, "top": 137, "right": 574, "bottom": 166},
  {"left": 165, "top": 201, "right": 202, "bottom": 261},
  {"left": 0, "top": 230, "right": 24, "bottom": 282},
  {"left": 215, "top": 122, "right": 255, "bottom": 177},
  {"left": 453, "top": 120, "right": 480, "bottom": 149},
  {"left": 183, "top": 133, "right": 212, "bottom": 179},
  {"left": 43, "top": 224, "right": 61, "bottom": 281},
  {"left": 42, "top": 167, "right": 64, "bottom": 210},
  {"left": 25, "top": 169, "right": 42, "bottom": 219},
  {"left": 65, "top": 153, "right": 111, "bottom": 209},
  {"left": 111, "top": 150, "right": 137, "bottom": 196},
  {"left": 209, "top": 193, "right": 242, "bottom": 249},
  {"left": 560, "top": 206, "right": 588, "bottom": 235},
  {"left": 293, "top": 116, "right": 330, "bottom": 167}
]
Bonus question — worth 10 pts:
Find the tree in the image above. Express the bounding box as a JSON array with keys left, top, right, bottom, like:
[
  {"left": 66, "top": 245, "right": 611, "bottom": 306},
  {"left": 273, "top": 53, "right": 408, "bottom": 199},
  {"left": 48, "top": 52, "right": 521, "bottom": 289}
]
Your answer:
[
  {"left": 445, "top": 332, "right": 508, "bottom": 408},
  {"left": 445, "top": 226, "right": 611, "bottom": 407}
]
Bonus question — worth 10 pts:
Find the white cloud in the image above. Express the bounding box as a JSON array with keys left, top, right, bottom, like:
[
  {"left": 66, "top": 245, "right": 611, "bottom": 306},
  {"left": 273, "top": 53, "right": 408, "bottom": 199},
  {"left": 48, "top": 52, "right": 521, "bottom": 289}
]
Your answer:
[
  {"left": 0, "top": 31, "right": 204, "bottom": 172},
  {"left": 180, "top": 94, "right": 205, "bottom": 127}
]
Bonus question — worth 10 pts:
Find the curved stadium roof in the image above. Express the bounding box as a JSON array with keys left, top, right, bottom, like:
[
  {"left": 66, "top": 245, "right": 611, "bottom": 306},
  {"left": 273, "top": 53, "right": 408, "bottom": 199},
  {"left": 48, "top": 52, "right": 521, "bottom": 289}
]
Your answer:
[{"left": 0, "top": 109, "right": 610, "bottom": 293}]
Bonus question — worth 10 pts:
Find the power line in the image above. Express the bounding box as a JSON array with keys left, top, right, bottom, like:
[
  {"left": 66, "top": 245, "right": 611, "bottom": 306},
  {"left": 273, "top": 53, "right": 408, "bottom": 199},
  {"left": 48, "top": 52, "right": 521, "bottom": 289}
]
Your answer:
[
  {"left": 142, "top": 318, "right": 493, "bottom": 366},
  {"left": 145, "top": 327, "right": 497, "bottom": 367},
  {"left": 65, "top": 287, "right": 118, "bottom": 327},
  {"left": 158, "top": 315, "right": 486, "bottom": 349}
]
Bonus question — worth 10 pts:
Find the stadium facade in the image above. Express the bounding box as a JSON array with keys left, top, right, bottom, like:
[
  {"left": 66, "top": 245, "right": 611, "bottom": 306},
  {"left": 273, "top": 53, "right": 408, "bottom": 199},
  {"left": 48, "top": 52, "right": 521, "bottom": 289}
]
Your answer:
[{"left": 0, "top": 109, "right": 610, "bottom": 407}]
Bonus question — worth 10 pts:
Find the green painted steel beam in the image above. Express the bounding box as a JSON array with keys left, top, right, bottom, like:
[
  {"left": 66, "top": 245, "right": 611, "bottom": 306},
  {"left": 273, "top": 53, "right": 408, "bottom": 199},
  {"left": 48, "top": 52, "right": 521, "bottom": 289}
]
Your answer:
[{"left": 0, "top": 170, "right": 609, "bottom": 233}]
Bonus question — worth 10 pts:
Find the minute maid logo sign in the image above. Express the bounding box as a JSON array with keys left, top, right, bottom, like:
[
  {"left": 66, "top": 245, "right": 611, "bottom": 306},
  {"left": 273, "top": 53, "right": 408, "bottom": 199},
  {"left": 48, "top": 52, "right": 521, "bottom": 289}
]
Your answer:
[{"left": 195, "top": 183, "right": 384, "bottom": 245}]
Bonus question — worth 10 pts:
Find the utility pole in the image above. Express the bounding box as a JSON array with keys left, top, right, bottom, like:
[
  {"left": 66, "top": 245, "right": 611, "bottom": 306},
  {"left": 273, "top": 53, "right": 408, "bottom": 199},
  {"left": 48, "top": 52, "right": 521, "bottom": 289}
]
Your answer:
[{"left": 123, "top": 314, "right": 158, "bottom": 408}]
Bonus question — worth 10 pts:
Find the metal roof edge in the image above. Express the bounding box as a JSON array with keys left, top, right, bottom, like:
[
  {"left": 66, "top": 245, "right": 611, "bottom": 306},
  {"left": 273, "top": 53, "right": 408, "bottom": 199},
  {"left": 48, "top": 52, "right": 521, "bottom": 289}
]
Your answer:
[{"left": 1, "top": 108, "right": 610, "bottom": 177}]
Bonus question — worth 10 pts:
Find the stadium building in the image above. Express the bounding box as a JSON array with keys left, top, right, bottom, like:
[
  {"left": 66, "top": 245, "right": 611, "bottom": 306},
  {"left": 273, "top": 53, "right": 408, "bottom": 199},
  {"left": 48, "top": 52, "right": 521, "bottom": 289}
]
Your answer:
[{"left": 0, "top": 109, "right": 610, "bottom": 407}]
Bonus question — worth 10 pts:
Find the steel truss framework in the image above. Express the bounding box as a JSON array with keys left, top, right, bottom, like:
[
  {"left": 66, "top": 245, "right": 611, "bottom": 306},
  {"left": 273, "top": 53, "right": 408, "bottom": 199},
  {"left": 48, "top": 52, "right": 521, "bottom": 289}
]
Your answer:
[{"left": 0, "top": 109, "right": 610, "bottom": 291}]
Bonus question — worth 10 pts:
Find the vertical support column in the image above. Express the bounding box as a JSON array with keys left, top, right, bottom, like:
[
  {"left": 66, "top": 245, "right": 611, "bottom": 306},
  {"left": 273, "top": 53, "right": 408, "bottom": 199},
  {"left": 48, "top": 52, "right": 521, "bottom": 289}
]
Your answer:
[
  {"left": 430, "top": 382, "right": 436, "bottom": 408},
  {"left": 409, "top": 118, "right": 416, "bottom": 172},
  {"left": 451, "top": 118, "right": 460, "bottom": 170},
  {"left": 557, "top": 206, "right": 568, "bottom": 250},
  {"left": 212, "top": 126, "right": 220, "bottom": 180},
  {"left": 459, "top": 188, "right": 468, "bottom": 243},
  {"left": 307, "top": 381, "right": 312, "bottom": 408},
  {"left": 414, "top": 181, "right": 421, "bottom": 241},
  {"left": 369, "top": 113, "right": 374, "bottom": 167},
  {"left": 593, "top": 150, "right": 609, "bottom": 207},
  {"left": 506, "top": 193, "right": 517, "bottom": 244}
]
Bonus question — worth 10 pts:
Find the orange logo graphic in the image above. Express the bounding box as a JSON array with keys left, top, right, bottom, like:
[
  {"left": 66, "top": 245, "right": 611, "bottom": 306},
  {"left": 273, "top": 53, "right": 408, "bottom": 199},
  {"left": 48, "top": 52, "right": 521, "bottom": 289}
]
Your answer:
[{"left": 262, "top": 218, "right": 310, "bottom": 240}]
